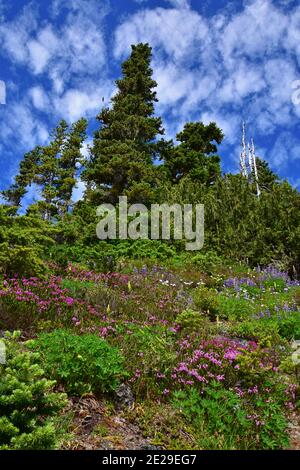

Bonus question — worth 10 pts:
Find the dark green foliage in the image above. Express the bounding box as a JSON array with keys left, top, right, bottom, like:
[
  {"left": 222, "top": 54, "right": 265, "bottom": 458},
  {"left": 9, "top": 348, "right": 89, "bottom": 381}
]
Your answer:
[
  {"left": 172, "top": 384, "right": 250, "bottom": 449},
  {"left": 161, "top": 121, "right": 223, "bottom": 185},
  {"left": 30, "top": 329, "right": 126, "bottom": 396},
  {"left": 255, "top": 157, "right": 279, "bottom": 191},
  {"left": 83, "top": 43, "right": 164, "bottom": 204},
  {"left": 193, "top": 287, "right": 220, "bottom": 321},
  {"left": 0, "top": 205, "right": 56, "bottom": 276},
  {"left": 0, "top": 331, "right": 67, "bottom": 450},
  {"left": 48, "top": 239, "right": 176, "bottom": 271},
  {"left": 2, "top": 119, "right": 87, "bottom": 219}
]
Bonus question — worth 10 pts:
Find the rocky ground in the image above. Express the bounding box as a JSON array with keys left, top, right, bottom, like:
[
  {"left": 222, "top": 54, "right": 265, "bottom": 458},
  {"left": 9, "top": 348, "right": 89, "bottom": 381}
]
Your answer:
[
  {"left": 61, "top": 395, "right": 161, "bottom": 450},
  {"left": 61, "top": 389, "right": 300, "bottom": 451}
]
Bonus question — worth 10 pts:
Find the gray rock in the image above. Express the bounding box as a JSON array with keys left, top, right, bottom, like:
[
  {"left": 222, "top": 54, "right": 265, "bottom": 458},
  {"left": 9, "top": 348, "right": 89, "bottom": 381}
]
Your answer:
[{"left": 114, "top": 383, "right": 134, "bottom": 408}]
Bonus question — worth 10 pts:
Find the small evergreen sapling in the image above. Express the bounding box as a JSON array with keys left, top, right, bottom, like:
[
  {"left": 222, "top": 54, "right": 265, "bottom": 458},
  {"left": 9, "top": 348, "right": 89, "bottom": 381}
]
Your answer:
[{"left": 0, "top": 331, "right": 67, "bottom": 450}]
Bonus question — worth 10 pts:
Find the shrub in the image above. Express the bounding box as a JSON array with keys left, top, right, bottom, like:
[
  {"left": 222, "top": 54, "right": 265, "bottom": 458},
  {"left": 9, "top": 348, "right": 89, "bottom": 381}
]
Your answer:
[
  {"left": 277, "top": 313, "right": 300, "bottom": 340},
  {"left": 0, "top": 244, "right": 46, "bottom": 278},
  {"left": 175, "top": 309, "right": 204, "bottom": 332},
  {"left": 175, "top": 309, "right": 214, "bottom": 338},
  {"left": 172, "top": 381, "right": 290, "bottom": 450},
  {"left": 48, "top": 243, "right": 117, "bottom": 272},
  {"left": 192, "top": 287, "right": 220, "bottom": 321},
  {"left": 218, "top": 295, "right": 256, "bottom": 321},
  {"left": 29, "top": 329, "right": 126, "bottom": 396},
  {"left": 232, "top": 319, "right": 280, "bottom": 343},
  {"left": 119, "top": 325, "right": 177, "bottom": 397},
  {"left": 172, "top": 383, "right": 250, "bottom": 450},
  {"left": 0, "top": 331, "right": 67, "bottom": 450},
  {"left": 262, "top": 277, "right": 287, "bottom": 292},
  {"left": 0, "top": 206, "right": 55, "bottom": 277},
  {"left": 191, "top": 251, "right": 224, "bottom": 274}
]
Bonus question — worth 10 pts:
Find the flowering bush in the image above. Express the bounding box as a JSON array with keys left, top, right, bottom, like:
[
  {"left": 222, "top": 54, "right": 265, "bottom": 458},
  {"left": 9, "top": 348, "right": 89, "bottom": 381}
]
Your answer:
[
  {"left": 172, "top": 382, "right": 290, "bottom": 450},
  {"left": 0, "top": 276, "right": 86, "bottom": 329}
]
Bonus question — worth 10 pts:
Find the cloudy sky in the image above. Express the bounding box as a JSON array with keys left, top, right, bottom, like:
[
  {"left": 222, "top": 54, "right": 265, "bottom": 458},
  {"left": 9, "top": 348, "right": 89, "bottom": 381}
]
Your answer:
[{"left": 1, "top": 0, "right": 300, "bottom": 202}]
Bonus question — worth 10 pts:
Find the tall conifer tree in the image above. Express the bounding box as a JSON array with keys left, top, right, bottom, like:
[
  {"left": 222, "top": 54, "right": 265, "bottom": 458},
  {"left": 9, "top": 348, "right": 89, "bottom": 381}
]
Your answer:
[
  {"left": 2, "top": 119, "right": 87, "bottom": 219},
  {"left": 83, "top": 43, "right": 164, "bottom": 204}
]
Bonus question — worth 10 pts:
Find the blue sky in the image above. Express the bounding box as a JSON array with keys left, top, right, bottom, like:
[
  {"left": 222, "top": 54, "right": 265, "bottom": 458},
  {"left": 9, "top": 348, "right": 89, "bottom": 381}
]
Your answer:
[{"left": 1, "top": 0, "right": 300, "bottom": 204}]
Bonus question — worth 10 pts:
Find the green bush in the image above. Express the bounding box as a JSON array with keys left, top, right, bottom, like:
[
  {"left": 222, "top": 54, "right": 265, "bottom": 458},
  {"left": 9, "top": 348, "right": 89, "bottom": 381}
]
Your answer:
[
  {"left": 119, "top": 325, "right": 176, "bottom": 397},
  {"left": 111, "top": 239, "right": 176, "bottom": 261},
  {"left": 218, "top": 295, "right": 256, "bottom": 321},
  {"left": 172, "top": 381, "right": 289, "bottom": 450},
  {"left": 277, "top": 313, "right": 300, "bottom": 340},
  {"left": 175, "top": 309, "right": 214, "bottom": 337},
  {"left": 0, "top": 244, "right": 46, "bottom": 278},
  {"left": 191, "top": 251, "right": 224, "bottom": 273},
  {"left": 0, "top": 205, "right": 55, "bottom": 277},
  {"left": 175, "top": 309, "right": 204, "bottom": 332},
  {"left": 193, "top": 287, "right": 220, "bottom": 321},
  {"left": 263, "top": 278, "right": 287, "bottom": 292},
  {"left": 0, "top": 331, "right": 67, "bottom": 450},
  {"left": 232, "top": 319, "right": 280, "bottom": 343},
  {"left": 48, "top": 243, "right": 116, "bottom": 272},
  {"left": 49, "top": 239, "right": 176, "bottom": 270},
  {"left": 29, "top": 329, "right": 126, "bottom": 396},
  {"left": 172, "top": 383, "right": 250, "bottom": 449},
  {"left": 232, "top": 314, "right": 300, "bottom": 342}
]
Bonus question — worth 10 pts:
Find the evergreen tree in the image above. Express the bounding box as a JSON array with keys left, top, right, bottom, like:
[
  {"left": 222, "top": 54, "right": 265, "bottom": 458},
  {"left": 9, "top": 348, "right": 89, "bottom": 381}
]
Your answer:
[
  {"left": 0, "top": 204, "right": 56, "bottom": 276},
  {"left": 56, "top": 118, "right": 87, "bottom": 216},
  {"left": 31, "top": 121, "right": 68, "bottom": 221},
  {"left": 1, "top": 149, "right": 40, "bottom": 206},
  {"left": 2, "top": 119, "right": 87, "bottom": 219},
  {"left": 160, "top": 122, "right": 224, "bottom": 185},
  {"left": 255, "top": 157, "right": 279, "bottom": 191},
  {"left": 82, "top": 43, "right": 164, "bottom": 204}
]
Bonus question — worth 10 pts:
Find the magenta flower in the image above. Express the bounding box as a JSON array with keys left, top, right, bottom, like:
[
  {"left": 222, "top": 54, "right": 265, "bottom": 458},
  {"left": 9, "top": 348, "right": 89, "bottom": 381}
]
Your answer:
[{"left": 65, "top": 297, "right": 75, "bottom": 306}]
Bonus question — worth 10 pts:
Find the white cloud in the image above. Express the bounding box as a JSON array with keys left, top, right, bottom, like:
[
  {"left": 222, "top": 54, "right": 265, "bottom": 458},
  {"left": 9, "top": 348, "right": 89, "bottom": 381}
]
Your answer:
[
  {"left": 27, "top": 40, "right": 50, "bottom": 74},
  {"left": 0, "top": 5, "right": 37, "bottom": 64},
  {"left": 53, "top": 80, "right": 113, "bottom": 121},
  {"left": 0, "top": 0, "right": 110, "bottom": 173},
  {"left": 114, "top": 7, "right": 208, "bottom": 62},
  {"left": 269, "top": 132, "right": 300, "bottom": 169},
  {"left": 0, "top": 95, "right": 49, "bottom": 159},
  {"left": 0, "top": 0, "right": 108, "bottom": 89},
  {"left": 29, "top": 86, "right": 49, "bottom": 111},
  {"left": 27, "top": 26, "right": 59, "bottom": 74}
]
